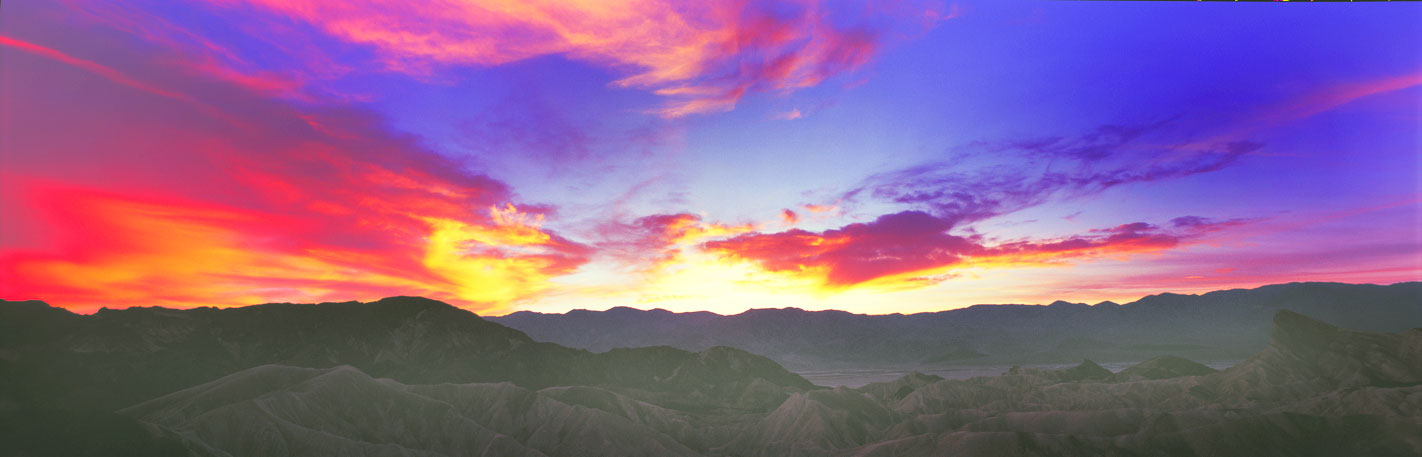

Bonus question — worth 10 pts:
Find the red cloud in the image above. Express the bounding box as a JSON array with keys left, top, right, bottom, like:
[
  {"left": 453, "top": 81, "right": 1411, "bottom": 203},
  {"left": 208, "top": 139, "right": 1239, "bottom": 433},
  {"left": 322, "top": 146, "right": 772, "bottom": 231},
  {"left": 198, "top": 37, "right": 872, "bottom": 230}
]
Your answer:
[
  {"left": 703, "top": 211, "right": 1248, "bottom": 288},
  {"left": 0, "top": 30, "right": 588, "bottom": 313},
  {"left": 781, "top": 209, "right": 800, "bottom": 225},
  {"left": 705, "top": 211, "right": 984, "bottom": 286}
]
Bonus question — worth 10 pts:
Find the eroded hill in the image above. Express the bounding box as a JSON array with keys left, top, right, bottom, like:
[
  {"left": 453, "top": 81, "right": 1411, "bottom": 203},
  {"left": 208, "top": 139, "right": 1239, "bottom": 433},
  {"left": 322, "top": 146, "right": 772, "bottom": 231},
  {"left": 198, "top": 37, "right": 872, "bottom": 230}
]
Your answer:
[{"left": 3, "top": 295, "right": 1420, "bottom": 456}]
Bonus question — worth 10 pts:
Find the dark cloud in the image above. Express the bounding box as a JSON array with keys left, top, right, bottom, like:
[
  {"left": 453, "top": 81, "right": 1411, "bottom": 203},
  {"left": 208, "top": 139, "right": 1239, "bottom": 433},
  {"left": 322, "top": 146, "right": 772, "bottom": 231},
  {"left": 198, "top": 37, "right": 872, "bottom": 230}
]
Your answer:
[{"left": 848, "top": 121, "right": 1264, "bottom": 227}]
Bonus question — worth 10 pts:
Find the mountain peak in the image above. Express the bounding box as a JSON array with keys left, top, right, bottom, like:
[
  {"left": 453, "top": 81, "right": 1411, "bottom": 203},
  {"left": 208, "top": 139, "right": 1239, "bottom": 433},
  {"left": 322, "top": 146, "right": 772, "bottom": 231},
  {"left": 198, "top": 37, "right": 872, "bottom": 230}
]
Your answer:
[
  {"left": 1046, "top": 300, "right": 1089, "bottom": 310},
  {"left": 1054, "top": 359, "right": 1113, "bottom": 382},
  {"left": 1270, "top": 309, "right": 1339, "bottom": 355},
  {"left": 0, "top": 299, "right": 72, "bottom": 317},
  {"left": 1115, "top": 355, "right": 1217, "bottom": 380},
  {"left": 317, "top": 296, "right": 474, "bottom": 320},
  {"left": 368, "top": 296, "right": 458, "bottom": 310}
]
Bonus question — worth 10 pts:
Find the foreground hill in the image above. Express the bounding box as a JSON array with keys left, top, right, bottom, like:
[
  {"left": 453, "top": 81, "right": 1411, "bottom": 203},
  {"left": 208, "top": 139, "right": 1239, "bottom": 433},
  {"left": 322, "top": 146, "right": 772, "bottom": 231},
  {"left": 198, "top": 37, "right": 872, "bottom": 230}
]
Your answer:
[
  {"left": 0, "top": 297, "right": 813, "bottom": 415},
  {"left": 90, "top": 309, "right": 1422, "bottom": 456},
  {"left": 492, "top": 282, "right": 1422, "bottom": 369}
]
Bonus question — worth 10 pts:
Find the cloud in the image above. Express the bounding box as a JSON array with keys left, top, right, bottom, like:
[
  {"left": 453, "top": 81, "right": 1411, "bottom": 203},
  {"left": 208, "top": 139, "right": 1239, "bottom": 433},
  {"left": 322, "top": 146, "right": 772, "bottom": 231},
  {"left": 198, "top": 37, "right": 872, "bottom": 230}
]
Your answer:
[
  {"left": 159, "top": 0, "right": 948, "bottom": 117},
  {"left": 704, "top": 211, "right": 981, "bottom": 286},
  {"left": 781, "top": 209, "right": 800, "bottom": 224},
  {"left": 0, "top": 36, "right": 191, "bottom": 102},
  {"left": 458, "top": 90, "right": 595, "bottom": 164},
  {"left": 773, "top": 108, "right": 804, "bottom": 120},
  {"left": 1260, "top": 71, "right": 1422, "bottom": 126},
  {"left": 0, "top": 26, "right": 588, "bottom": 313},
  {"left": 594, "top": 213, "right": 757, "bottom": 269},
  {"left": 58, "top": 1, "right": 340, "bottom": 101},
  {"left": 851, "top": 121, "right": 1264, "bottom": 227},
  {"left": 703, "top": 211, "right": 1249, "bottom": 288},
  {"left": 841, "top": 70, "right": 1422, "bottom": 232}
]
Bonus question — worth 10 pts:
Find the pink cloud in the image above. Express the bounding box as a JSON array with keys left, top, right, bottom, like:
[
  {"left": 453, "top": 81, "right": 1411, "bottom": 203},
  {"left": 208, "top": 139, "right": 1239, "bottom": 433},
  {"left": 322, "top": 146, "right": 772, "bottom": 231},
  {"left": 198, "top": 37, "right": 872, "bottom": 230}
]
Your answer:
[
  {"left": 703, "top": 211, "right": 1252, "bottom": 288},
  {"left": 179, "top": 0, "right": 948, "bottom": 117}
]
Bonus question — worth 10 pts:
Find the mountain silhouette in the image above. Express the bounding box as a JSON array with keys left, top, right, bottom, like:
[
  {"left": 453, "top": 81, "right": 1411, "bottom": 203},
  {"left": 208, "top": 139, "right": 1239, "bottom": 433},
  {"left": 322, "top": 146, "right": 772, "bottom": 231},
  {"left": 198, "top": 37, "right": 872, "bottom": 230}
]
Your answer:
[
  {"left": 491, "top": 282, "right": 1422, "bottom": 369},
  {"left": 0, "top": 296, "right": 812, "bottom": 414}
]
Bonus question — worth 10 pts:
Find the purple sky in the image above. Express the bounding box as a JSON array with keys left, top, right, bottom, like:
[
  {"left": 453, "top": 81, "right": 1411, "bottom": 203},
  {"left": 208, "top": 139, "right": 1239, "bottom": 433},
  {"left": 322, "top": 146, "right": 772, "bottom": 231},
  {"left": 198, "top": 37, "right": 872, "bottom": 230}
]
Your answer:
[{"left": 2, "top": 0, "right": 1419, "bottom": 315}]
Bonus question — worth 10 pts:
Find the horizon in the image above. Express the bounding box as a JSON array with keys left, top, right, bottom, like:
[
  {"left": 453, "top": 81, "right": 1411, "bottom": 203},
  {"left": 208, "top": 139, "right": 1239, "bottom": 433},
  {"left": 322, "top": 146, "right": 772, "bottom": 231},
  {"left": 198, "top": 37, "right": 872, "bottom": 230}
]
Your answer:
[
  {"left": 3, "top": 1, "right": 1420, "bottom": 316},
  {"left": 10, "top": 280, "right": 1414, "bottom": 318}
]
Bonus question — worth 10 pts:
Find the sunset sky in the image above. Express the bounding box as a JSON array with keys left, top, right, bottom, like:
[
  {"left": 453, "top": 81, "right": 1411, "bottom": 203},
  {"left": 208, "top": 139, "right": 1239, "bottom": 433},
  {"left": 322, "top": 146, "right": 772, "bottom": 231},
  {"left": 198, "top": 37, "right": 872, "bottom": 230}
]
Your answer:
[{"left": 2, "top": 0, "right": 1419, "bottom": 315}]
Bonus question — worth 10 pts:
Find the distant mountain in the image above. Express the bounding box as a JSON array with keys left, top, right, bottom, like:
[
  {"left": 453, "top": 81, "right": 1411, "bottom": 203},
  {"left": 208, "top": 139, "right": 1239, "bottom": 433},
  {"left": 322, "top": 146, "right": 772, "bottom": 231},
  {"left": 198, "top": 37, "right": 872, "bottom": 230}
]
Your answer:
[
  {"left": 0, "top": 297, "right": 813, "bottom": 415},
  {"left": 77, "top": 309, "right": 1422, "bottom": 457},
  {"left": 491, "top": 282, "right": 1422, "bottom": 370},
  {"left": 736, "top": 309, "right": 1422, "bottom": 456},
  {"left": 4, "top": 290, "right": 1420, "bottom": 456}
]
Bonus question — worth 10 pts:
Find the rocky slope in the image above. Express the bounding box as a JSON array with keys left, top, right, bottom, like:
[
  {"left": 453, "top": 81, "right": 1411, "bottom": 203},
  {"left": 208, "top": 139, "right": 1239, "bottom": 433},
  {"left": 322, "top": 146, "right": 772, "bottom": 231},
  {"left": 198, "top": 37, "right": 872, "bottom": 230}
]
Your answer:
[
  {"left": 101, "top": 309, "right": 1422, "bottom": 456},
  {"left": 122, "top": 365, "right": 705, "bottom": 457},
  {"left": 843, "top": 310, "right": 1422, "bottom": 456}
]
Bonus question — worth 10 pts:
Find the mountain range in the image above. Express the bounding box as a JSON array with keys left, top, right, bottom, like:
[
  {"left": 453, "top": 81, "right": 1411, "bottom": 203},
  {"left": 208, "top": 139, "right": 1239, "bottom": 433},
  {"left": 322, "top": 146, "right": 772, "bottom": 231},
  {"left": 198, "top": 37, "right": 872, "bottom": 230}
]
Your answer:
[
  {"left": 1, "top": 281, "right": 1419, "bottom": 456},
  {"left": 491, "top": 282, "right": 1422, "bottom": 370}
]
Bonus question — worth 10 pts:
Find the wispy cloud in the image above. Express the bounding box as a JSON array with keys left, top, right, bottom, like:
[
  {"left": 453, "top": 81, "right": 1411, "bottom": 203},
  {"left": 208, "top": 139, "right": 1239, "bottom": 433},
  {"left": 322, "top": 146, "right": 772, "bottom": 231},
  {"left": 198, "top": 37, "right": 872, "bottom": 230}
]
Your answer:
[
  {"left": 773, "top": 108, "right": 804, "bottom": 120},
  {"left": 153, "top": 0, "right": 951, "bottom": 117},
  {"left": 0, "top": 36, "right": 195, "bottom": 104},
  {"left": 850, "top": 121, "right": 1263, "bottom": 227}
]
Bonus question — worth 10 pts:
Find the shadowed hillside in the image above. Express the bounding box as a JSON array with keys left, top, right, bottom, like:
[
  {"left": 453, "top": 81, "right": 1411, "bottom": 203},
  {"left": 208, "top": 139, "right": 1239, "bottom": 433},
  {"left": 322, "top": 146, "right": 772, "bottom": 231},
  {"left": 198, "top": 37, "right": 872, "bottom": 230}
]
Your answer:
[
  {"left": 0, "top": 297, "right": 813, "bottom": 414},
  {"left": 95, "top": 309, "right": 1422, "bottom": 456},
  {"left": 3, "top": 291, "right": 1420, "bottom": 456}
]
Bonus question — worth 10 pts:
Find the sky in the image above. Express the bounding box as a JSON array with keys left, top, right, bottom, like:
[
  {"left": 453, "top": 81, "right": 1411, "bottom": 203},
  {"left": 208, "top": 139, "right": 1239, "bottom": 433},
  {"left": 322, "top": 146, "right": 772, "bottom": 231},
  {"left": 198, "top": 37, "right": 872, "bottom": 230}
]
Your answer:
[{"left": 1, "top": 0, "right": 1419, "bottom": 315}]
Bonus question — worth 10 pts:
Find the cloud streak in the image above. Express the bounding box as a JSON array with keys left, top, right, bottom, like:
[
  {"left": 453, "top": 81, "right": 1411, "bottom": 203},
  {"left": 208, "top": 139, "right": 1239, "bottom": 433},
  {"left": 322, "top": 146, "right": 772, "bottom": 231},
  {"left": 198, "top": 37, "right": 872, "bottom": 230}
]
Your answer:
[
  {"left": 703, "top": 211, "right": 1250, "bottom": 288},
  {"left": 0, "top": 35, "right": 194, "bottom": 104},
  {"left": 179, "top": 0, "right": 948, "bottom": 117},
  {"left": 852, "top": 121, "right": 1263, "bottom": 227}
]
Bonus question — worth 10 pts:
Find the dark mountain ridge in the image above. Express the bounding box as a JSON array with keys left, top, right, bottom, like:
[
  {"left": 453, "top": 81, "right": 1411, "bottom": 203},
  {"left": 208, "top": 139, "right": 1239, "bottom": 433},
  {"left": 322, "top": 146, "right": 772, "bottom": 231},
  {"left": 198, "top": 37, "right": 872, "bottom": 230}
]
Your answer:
[
  {"left": 491, "top": 281, "right": 1422, "bottom": 369},
  {"left": 0, "top": 296, "right": 813, "bottom": 414}
]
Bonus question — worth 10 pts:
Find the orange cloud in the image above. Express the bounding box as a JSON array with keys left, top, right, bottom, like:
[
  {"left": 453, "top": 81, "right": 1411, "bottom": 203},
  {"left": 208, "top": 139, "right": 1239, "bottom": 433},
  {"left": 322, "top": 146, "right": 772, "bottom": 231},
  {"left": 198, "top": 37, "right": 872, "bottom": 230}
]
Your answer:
[{"left": 0, "top": 185, "right": 584, "bottom": 314}]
